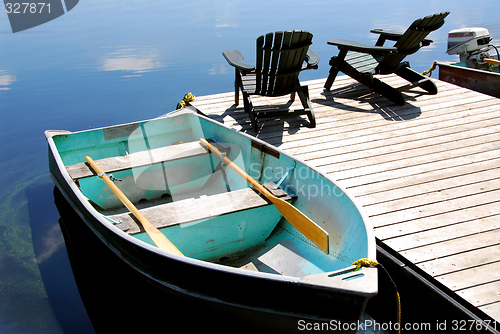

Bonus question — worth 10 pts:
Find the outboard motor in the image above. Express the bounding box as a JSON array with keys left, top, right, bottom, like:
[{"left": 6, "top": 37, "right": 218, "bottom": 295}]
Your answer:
[{"left": 446, "top": 28, "right": 496, "bottom": 68}]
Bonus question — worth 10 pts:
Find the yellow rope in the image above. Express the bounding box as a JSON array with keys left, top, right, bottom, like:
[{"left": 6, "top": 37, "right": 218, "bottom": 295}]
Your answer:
[
  {"left": 176, "top": 92, "right": 196, "bottom": 110},
  {"left": 422, "top": 60, "right": 438, "bottom": 77},
  {"left": 352, "top": 258, "right": 401, "bottom": 334},
  {"left": 352, "top": 258, "right": 379, "bottom": 271},
  {"left": 396, "top": 291, "right": 402, "bottom": 331}
]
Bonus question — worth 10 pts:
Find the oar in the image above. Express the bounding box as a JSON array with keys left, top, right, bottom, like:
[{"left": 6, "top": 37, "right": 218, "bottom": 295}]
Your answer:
[
  {"left": 484, "top": 58, "right": 500, "bottom": 66},
  {"left": 200, "top": 139, "right": 330, "bottom": 254},
  {"left": 85, "top": 156, "right": 184, "bottom": 256}
]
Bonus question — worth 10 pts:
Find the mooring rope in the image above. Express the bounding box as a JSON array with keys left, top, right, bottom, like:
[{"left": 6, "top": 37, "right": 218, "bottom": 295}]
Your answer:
[
  {"left": 422, "top": 60, "right": 438, "bottom": 77},
  {"left": 176, "top": 92, "right": 196, "bottom": 109},
  {"left": 352, "top": 258, "right": 402, "bottom": 334}
]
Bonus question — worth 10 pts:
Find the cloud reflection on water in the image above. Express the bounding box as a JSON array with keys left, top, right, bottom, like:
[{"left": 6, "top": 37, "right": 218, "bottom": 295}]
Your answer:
[
  {"left": 100, "top": 47, "right": 161, "bottom": 77},
  {"left": 36, "top": 223, "right": 65, "bottom": 265},
  {"left": 0, "top": 70, "right": 16, "bottom": 90}
]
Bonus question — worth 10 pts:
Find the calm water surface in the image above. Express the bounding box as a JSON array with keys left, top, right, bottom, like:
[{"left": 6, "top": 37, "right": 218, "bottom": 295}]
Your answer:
[{"left": 1, "top": 1, "right": 499, "bottom": 332}]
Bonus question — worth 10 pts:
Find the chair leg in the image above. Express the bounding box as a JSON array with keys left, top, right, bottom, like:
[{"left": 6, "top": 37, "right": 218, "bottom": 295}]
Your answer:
[
  {"left": 324, "top": 58, "right": 341, "bottom": 90},
  {"left": 306, "top": 107, "right": 316, "bottom": 128},
  {"left": 327, "top": 58, "right": 406, "bottom": 105},
  {"left": 297, "top": 86, "right": 316, "bottom": 128},
  {"left": 396, "top": 65, "right": 438, "bottom": 95},
  {"left": 242, "top": 92, "right": 258, "bottom": 132},
  {"left": 234, "top": 69, "right": 241, "bottom": 105},
  {"left": 324, "top": 49, "right": 348, "bottom": 90},
  {"left": 372, "top": 77, "right": 405, "bottom": 105}
]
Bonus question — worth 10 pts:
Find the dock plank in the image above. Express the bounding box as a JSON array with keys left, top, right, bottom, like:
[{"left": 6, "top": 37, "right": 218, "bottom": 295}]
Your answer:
[
  {"left": 435, "top": 261, "right": 500, "bottom": 292},
  {"left": 460, "top": 281, "right": 500, "bottom": 307},
  {"left": 418, "top": 243, "right": 500, "bottom": 277},
  {"left": 334, "top": 147, "right": 500, "bottom": 188},
  {"left": 402, "top": 228, "right": 500, "bottom": 264},
  {"left": 480, "top": 304, "right": 500, "bottom": 323},
  {"left": 379, "top": 211, "right": 500, "bottom": 248},
  {"left": 364, "top": 177, "right": 500, "bottom": 217},
  {"left": 354, "top": 159, "right": 500, "bottom": 203},
  {"left": 368, "top": 189, "right": 500, "bottom": 228},
  {"left": 291, "top": 109, "right": 500, "bottom": 161},
  {"left": 376, "top": 202, "right": 500, "bottom": 241},
  {"left": 190, "top": 74, "right": 500, "bottom": 324}
]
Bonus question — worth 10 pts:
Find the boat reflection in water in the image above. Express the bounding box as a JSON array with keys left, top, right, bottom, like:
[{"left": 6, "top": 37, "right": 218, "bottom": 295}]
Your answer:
[{"left": 54, "top": 185, "right": 253, "bottom": 333}]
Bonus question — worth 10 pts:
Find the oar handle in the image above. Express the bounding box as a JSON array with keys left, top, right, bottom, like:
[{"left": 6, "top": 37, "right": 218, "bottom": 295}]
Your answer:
[{"left": 85, "top": 156, "right": 184, "bottom": 256}]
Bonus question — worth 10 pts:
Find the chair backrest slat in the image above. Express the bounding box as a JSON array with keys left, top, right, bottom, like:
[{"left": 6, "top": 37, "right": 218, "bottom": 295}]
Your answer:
[
  {"left": 256, "top": 30, "right": 312, "bottom": 96},
  {"left": 377, "top": 12, "right": 449, "bottom": 72},
  {"left": 256, "top": 33, "right": 275, "bottom": 94}
]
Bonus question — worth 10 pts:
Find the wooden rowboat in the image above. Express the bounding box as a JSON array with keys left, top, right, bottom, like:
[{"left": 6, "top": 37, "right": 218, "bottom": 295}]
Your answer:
[{"left": 46, "top": 108, "right": 377, "bottom": 332}]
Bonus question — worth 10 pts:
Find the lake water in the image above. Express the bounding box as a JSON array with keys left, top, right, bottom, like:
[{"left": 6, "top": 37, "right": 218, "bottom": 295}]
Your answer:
[{"left": 1, "top": 1, "right": 499, "bottom": 332}]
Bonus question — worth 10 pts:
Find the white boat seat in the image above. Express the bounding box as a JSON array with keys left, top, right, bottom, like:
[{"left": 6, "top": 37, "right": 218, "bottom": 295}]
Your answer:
[
  {"left": 66, "top": 140, "right": 230, "bottom": 210},
  {"left": 65, "top": 140, "right": 225, "bottom": 180}
]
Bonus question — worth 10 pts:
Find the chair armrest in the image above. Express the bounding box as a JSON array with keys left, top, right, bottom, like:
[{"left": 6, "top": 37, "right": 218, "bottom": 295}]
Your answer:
[
  {"left": 370, "top": 29, "right": 433, "bottom": 46},
  {"left": 370, "top": 29, "right": 403, "bottom": 41},
  {"left": 222, "top": 50, "right": 255, "bottom": 72},
  {"left": 327, "top": 39, "right": 397, "bottom": 55},
  {"left": 304, "top": 48, "right": 320, "bottom": 69}
]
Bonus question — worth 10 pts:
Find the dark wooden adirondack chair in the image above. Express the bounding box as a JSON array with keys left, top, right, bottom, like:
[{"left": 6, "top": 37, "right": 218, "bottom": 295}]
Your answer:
[
  {"left": 324, "top": 12, "right": 450, "bottom": 105},
  {"left": 223, "top": 30, "right": 319, "bottom": 132}
]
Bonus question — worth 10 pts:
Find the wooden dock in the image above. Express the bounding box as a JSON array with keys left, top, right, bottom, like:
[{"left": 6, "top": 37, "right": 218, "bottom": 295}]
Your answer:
[{"left": 190, "top": 74, "right": 500, "bottom": 324}]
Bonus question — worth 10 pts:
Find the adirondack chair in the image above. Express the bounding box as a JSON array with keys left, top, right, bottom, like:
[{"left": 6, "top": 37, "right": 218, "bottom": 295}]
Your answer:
[
  {"left": 223, "top": 30, "right": 319, "bottom": 132},
  {"left": 324, "top": 12, "right": 450, "bottom": 105}
]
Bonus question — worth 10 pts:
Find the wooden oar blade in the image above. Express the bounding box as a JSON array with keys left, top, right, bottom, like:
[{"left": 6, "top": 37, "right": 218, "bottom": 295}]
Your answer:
[
  {"left": 143, "top": 225, "right": 184, "bottom": 255},
  {"left": 272, "top": 198, "right": 330, "bottom": 254},
  {"left": 484, "top": 58, "right": 500, "bottom": 66},
  {"left": 199, "top": 138, "right": 330, "bottom": 254}
]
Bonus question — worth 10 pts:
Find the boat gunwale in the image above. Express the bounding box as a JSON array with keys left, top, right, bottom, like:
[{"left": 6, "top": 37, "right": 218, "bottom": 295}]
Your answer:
[{"left": 437, "top": 61, "right": 500, "bottom": 77}]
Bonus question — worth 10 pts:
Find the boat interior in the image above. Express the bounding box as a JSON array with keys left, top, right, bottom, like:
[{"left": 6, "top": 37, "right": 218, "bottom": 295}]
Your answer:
[{"left": 53, "top": 114, "right": 363, "bottom": 277}]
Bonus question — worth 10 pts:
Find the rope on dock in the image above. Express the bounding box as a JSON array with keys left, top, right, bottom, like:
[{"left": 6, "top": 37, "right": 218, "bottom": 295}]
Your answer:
[
  {"left": 176, "top": 92, "right": 196, "bottom": 109},
  {"left": 422, "top": 60, "right": 438, "bottom": 77}
]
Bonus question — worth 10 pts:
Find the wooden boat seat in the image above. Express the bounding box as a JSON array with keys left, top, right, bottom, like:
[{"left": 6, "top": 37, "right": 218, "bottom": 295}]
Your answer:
[
  {"left": 107, "top": 183, "right": 291, "bottom": 261},
  {"left": 66, "top": 140, "right": 229, "bottom": 210},
  {"left": 65, "top": 140, "right": 223, "bottom": 180},
  {"left": 108, "top": 183, "right": 290, "bottom": 235}
]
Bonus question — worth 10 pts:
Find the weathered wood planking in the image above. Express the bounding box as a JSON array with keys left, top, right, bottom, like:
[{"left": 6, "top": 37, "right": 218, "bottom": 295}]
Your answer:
[
  {"left": 107, "top": 183, "right": 290, "bottom": 235},
  {"left": 66, "top": 141, "right": 210, "bottom": 179},
  {"left": 109, "top": 187, "right": 272, "bottom": 234},
  {"left": 190, "top": 74, "right": 500, "bottom": 323}
]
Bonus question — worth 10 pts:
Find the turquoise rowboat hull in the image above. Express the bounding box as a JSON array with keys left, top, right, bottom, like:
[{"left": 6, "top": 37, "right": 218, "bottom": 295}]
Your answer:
[{"left": 46, "top": 108, "right": 377, "bottom": 333}]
